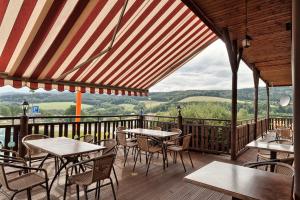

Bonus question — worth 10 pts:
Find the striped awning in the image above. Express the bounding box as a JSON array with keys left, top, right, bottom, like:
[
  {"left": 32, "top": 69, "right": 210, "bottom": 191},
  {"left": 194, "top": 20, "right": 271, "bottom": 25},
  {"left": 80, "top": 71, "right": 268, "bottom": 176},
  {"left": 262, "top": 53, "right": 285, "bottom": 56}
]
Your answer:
[{"left": 0, "top": 0, "right": 216, "bottom": 96}]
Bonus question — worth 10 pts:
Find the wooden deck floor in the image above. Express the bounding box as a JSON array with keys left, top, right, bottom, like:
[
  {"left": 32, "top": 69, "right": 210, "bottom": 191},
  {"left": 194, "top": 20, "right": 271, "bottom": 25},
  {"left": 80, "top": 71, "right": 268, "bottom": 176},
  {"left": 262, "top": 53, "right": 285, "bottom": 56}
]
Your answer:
[{"left": 0, "top": 148, "right": 258, "bottom": 200}]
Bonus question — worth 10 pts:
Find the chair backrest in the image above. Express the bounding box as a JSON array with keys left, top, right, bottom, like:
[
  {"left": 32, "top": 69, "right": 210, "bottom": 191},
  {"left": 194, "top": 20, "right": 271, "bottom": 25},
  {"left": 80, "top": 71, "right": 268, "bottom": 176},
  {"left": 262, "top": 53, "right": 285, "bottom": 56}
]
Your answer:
[
  {"left": 91, "top": 153, "right": 115, "bottom": 182},
  {"left": 83, "top": 134, "right": 94, "bottom": 143},
  {"left": 274, "top": 162, "right": 295, "bottom": 177},
  {"left": 22, "top": 134, "right": 49, "bottom": 155},
  {"left": 137, "top": 135, "right": 149, "bottom": 152},
  {"left": 170, "top": 128, "right": 182, "bottom": 140},
  {"left": 182, "top": 134, "right": 192, "bottom": 151},
  {"left": 116, "top": 126, "right": 126, "bottom": 132},
  {"left": 152, "top": 126, "right": 161, "bottom": 131},
  {"left": 278, "top": 128, "right": 292, "bottom": 140},
  {"left": 117, "top": 132, "right": 127, "bottom": 146},
  {"left": 99, "top": 139, "right": 117, "bottom": 155}
]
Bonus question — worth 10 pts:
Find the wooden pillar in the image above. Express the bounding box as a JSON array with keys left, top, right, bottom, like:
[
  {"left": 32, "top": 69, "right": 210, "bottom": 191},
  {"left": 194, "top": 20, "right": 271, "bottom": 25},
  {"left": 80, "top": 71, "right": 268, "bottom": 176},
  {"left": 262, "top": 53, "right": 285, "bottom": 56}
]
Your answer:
[
  {"left": 266, "top": 84, "right": 270, "bottom": 131},
  {"left": 292, "top": 0, "right": 300, "bottom": 198},
  {"left": 223, "top": 28, "right": 243, "bottom": 160},
  {"left": 75, "top": 91, "right": 82, "bottom": 122},
  {"left": 253, "top": 68, "right": 259, "bottom": 139},
  {"left": 19, "top": 115, "right": 28, "bottom": 158}
]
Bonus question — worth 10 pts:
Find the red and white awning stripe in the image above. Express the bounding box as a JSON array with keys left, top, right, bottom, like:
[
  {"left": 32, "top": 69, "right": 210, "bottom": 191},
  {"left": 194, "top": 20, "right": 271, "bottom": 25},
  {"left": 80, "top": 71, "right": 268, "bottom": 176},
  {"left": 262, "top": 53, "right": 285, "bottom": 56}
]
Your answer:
[{"left": 0, "top": 0, "right": 217, "bottom": 96}]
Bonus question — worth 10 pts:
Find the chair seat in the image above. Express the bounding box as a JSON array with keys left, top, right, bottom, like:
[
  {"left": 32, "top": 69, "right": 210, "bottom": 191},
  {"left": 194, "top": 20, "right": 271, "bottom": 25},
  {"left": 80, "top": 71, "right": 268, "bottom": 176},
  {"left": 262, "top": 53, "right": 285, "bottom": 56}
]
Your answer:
[
  {"left": 164, "top": 141, "right": 176, "bottom": 146},
  {"left": 126, "top": 141, "right": 137, "bottom": 147},
  {"left": 148, "top": 146, "right": 161, "bottom": 153},
  {"left": 8, "top": 172, "right": 45, "bottom": 190},
  {"left": 127, "top": 138, "right": 137, "bottom": 142},
  {"left": 69, "top": 170, "right": 93, "bottom": 186},
  {"left": 25, "top": 152, "right": 48, "bottom": 160},
  {"left": 168, "top": 145, "right": 183, "bottom": 152}
]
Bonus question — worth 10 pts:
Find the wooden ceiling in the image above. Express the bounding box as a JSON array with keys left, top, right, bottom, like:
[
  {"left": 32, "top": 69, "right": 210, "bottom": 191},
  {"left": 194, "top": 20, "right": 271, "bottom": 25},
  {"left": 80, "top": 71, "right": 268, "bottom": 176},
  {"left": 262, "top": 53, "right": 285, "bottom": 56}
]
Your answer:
[{"left": 188, "top": 0, "right": 292, "bottom": 86}]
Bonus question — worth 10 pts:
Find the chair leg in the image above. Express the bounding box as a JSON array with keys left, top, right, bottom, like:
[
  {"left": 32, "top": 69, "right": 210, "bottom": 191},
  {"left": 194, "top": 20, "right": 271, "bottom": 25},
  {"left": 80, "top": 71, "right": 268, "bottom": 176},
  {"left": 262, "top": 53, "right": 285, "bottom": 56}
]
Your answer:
[
  {"left": 45, "top": 179, "right": 50, "bottom": 200},
  {"left": 124, "top": 147, "right": 129, "bottom": 167},
  {"left": 97, "top": 181, "right": 101, "bottom": 200},
  {"left": 112, "top": 165, "right": 119, "bottom": 186},
  {"left": 27, "top": 189, "right": 32, "bottom": 200},
  {"left": 76, "top": 185, "right": 80, "bottom": 200},
  {"left": 84, "top": 186, "right": 88, "bottom": 200},
  {"left": 110, "top": 177, "right": 117, "bottom": 200},
  {"left": 63, "top": 175, "right": 68, "bottom": 200},
  {"left": 187, "top": 151, "right": 194, "bottom": 167},
  {"left": 179, "top": 152, "right": 186, "bottom": 172},
  {"left": 146, "top": 153, "right": 153, "bottom": 176},
  {"left": 133, "top": 150, "right": 140, "bottom": 171}
]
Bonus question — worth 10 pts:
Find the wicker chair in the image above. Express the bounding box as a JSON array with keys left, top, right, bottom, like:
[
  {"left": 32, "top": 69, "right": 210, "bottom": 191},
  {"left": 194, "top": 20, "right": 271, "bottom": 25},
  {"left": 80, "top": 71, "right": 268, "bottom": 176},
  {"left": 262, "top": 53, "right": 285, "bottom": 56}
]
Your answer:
[
  {"left": 244, "top": 161, "right": 294, "bottom": 199},
  {"left": 133, "top": 135, "right": 161, "bottom": 176},
  {"left": 95, "top": 139, "right": 119, "bottom": 185},
  {"left": 22, "top": 134, "right": 58, "bottom": 169},
  {"left": 76, "top": 134, "right": 94, "bottom": 143},
  {"left": 167, "top": 134, "right": 193, "bottom": 172},
  {"left": 116, "top": 126, "right": 136, "bottom": 142},
  {"left": 63, "top": 153, "right": 116, "bottom": 200},
  {"left": 164, "top": 128, "right": 182, "bottom": 146},
  {"left": 257, "top": 139, "right": 293, "bottom": 161},
  {"left": 277, "top": 128, "right": 293, "bottom": 141},
  {"left": 0, "top": 148, "right": 27, "bottom": 175},
  {"left": 117, "top": 131, "right": 137, "bottom": 167},
  {"left": 0, "top": 162, "right": 50, "bottom": 200},
  {"left": 152, "top": 126, "right": 162, "bottom": 130}
]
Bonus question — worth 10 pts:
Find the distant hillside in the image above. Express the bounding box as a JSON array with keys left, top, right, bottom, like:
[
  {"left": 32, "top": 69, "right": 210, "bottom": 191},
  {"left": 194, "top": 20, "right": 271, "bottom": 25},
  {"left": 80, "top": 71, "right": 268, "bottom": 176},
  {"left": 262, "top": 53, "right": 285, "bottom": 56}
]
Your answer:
[{"left": 0, "top": 86, "right": 292, "bottom": 105}]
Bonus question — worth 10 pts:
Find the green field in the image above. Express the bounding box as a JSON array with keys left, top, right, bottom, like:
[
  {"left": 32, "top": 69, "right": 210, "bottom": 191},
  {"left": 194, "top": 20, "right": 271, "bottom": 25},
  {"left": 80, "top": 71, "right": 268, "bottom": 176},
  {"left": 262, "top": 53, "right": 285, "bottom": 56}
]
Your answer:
[
  {"left": 36, "top": 102, "right": 92, "bottom": 110},
  {"left": 119, "top": 104, "right": 135, "bottom": 111},
  {"left": 141, "top": 100, "right": 165, "bottom": 108},
  {"left": 179, "top": 96, "right": 246, "bottom": 103}
]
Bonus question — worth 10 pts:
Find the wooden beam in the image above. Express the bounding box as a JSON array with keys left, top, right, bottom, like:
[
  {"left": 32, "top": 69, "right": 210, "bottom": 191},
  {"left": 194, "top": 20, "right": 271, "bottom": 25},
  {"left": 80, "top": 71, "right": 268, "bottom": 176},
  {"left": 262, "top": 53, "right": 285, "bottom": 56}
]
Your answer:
[
  {"left": 253, "top": 68, "right": 259, "bottom": 139},
  {"left": 223, "top": 28, "right": 242, "bottom": 160},
  {"left": 181, "top": 0, "right": 223, "bottom": 38},
  {"left": 292, "top": 0, "right": 300, "bottom": 198}
]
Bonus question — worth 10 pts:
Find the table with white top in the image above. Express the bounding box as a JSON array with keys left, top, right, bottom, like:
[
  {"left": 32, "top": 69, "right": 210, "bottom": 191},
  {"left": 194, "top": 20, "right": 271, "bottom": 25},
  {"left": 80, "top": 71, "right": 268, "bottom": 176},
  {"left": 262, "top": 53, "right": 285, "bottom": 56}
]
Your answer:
[
  {"left": 24, "top": 137, "right": 106, "bottom": 191},
  {"left": 184, "top": 161, "right": 293, "bottom": 200},
  {"left": 123, "top": 128, "right": 180, "bottom": 169},
  {"left": 246, "top": 140, "right": 294, "bottom": 159}
]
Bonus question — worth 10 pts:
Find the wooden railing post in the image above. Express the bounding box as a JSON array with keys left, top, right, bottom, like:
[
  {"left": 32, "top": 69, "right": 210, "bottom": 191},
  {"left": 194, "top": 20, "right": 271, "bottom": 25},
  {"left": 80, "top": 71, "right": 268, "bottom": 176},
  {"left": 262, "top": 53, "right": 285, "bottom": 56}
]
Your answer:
[
  {"left": 139, "top": 109, "right": 144, "bottom": 128},
  {"left": 19, "top": 115, "right": 28, "bottom": 158},
  {"left": 177, "top": 106, "right": 183, "bottom": 132},
  {"left": 266, "top": 84, "right": 270, "bottom": 132}
]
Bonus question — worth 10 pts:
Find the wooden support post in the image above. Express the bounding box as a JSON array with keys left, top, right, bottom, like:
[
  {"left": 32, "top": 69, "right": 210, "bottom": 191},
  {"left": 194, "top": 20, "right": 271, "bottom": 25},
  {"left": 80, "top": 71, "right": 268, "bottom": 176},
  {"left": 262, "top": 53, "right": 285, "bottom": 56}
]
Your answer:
[
  {"left": 223, "top": 28, "right": 243, "bottom": 160},
  {"left": 266, "top": 84, "right": 270, "bottom": 132},
  {"left": 253, "top": 68, "right": 259, "bottom": 139},
  {"left": 75, "top": 91, "right": 82, "bottom": 122},
  {"left": 19, "top": 115, "right": 28, "bottom": 158},
  {"left": 292, "top": 0, "right": 300, "bottom": 198}
]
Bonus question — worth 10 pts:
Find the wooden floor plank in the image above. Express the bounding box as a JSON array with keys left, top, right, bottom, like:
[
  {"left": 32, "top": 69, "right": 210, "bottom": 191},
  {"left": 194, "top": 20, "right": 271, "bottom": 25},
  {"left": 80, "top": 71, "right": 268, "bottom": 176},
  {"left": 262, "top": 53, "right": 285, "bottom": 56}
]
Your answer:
[{"left": 0, "top": 148, "right": 258, "bottom": 200}]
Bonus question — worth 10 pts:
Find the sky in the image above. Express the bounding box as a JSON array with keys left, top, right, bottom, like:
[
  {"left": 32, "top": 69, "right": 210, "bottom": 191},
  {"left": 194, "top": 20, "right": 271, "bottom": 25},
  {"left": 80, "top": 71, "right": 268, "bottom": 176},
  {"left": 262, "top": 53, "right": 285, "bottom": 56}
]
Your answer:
[
  {"left": 0, "top": 39, "right": 264, "bottom": 94},
  {"left": 150, "top": 39, "right": 265, "bottom": 92}
]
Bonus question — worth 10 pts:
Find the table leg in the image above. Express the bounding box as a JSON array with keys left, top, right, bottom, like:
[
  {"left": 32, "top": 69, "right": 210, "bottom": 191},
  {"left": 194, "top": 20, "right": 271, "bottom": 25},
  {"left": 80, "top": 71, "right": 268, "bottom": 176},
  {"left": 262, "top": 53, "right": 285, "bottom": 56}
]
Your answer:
[
  {"left": 270, "top": 151, "right": 277, "bottom": 172},
  {"left": 49, "top": 156, "right": 79, "bottom": 191},
  {"left": 38, "top": 153, "right": 50, "bottom": 169},
  {"left": 161, "top": 139, "right": 165, "bottom": 170}
]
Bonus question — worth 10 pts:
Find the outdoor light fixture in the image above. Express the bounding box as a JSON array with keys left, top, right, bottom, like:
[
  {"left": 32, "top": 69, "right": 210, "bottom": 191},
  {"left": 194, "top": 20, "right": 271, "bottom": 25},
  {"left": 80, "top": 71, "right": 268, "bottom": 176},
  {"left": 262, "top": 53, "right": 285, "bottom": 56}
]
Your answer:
[
  {"left": 177, "top": 105, "right": 182, "bottom": 116},
  {"left": 140, "top": 107, "right": 144, "bottom": 115},
  {"left": 242, "top": 0, "right": 252, "bottom": 48},
  {"left": 22, "top": 100, "right": 29, "bottom": 116}
]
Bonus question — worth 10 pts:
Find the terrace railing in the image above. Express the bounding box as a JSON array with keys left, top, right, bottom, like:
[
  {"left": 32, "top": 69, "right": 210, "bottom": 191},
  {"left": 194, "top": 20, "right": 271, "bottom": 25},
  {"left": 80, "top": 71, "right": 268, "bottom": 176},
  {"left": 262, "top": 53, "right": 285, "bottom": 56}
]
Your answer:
[{"left": 0, "top": 115, "right": 289, "bottom": 157}]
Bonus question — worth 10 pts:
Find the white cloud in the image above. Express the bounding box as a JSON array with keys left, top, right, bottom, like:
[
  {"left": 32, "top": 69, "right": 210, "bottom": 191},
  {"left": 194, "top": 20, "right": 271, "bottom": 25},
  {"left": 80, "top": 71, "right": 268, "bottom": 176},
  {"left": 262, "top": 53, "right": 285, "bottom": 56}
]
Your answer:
[{"left": 150, "top": 39, "right": 265, "bottom": 92}]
